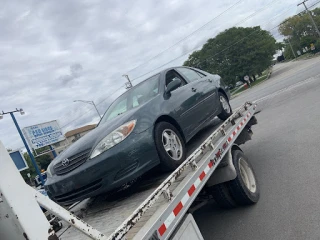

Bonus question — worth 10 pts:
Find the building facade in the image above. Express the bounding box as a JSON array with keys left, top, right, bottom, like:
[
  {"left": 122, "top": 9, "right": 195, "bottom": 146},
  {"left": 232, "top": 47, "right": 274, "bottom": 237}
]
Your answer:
[{"left": 52, "top": 124, "right": 96, "bottom": 154}]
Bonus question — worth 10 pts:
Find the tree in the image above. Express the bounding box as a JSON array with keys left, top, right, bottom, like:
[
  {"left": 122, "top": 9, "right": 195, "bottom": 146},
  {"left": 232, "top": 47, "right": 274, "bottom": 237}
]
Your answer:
[
  {"left": 184, "top": 26, "right": 278, "bottom": 85},
  {"left": 279, "top": 9, "right": 320, "bottom": 39},
  {"left": 20, "top": 147, "right": 53, "bottom": 183},
  {"left": 279, "top": 8, "right": 320, "bottom": 59}
]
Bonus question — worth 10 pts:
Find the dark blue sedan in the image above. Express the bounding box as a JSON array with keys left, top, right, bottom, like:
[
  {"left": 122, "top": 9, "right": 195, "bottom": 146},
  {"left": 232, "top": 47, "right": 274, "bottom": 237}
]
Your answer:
[{"left": 45, "top": 67, "right": 231, "bottom": 205}]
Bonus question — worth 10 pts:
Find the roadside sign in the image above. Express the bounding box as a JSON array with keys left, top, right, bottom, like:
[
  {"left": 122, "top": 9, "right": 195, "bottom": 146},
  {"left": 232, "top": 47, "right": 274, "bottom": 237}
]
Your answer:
[
  {"left": 9, "top": 150, "right": 28, "bottom": 171},
  {"left": 297, "top": 50, "right": 301, "bottom": 55},
  {"left": 311, "top": 43, "right": 315, "bottom": 51},
  {"left": 22, "top": 120, "right": 65, "bottom": 149},
  {"left": 244, "top": 75, "right": 249, "bottom": 81}
]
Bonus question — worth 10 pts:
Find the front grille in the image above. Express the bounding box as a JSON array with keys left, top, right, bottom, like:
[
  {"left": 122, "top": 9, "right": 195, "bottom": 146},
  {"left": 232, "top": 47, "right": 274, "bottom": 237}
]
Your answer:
[{"left": 54, "top": 149, "right": 90, "bottom": 175}]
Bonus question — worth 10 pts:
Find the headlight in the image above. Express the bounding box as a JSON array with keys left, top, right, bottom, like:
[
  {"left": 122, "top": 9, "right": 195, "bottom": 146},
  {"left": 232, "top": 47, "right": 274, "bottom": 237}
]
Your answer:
[{"left": 90, "top": 120, "right": 136, "bottom": 159}]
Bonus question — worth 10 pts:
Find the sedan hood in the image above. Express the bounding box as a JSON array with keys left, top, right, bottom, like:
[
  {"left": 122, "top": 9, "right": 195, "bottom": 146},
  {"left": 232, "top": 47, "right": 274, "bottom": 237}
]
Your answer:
[{"left": 51, "top": 112, "right": 136, "bottom": 165}]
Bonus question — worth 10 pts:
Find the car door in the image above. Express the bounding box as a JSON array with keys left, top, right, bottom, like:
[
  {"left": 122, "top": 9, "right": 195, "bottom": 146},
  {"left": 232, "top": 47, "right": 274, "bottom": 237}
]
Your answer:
[
  {"left": 163, "top": 69, "right": 204, "bottom": 139},
  {"left": 192, "top": 69, "right": 221, "bottom": 117},
  {"left": 175, "top": 67, "right": 217, "bottom": 130}
]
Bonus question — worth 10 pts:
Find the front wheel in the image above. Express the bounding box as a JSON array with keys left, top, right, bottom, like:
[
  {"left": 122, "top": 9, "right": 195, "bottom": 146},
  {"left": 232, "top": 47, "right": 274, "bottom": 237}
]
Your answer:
[
  {"left": 217, "top": 93, "right": 232, "bottom": 121},
  {"left": 154, "top": 122, "right": 186, "bottom": 171}
]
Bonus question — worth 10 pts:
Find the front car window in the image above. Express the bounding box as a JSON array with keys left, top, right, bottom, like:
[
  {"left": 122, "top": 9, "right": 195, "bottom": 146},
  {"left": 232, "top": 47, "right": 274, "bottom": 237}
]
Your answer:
[
  {"left": 176, "top": 68, "right": 201, "bottom": 82},
  {"left": 99, "top": 74, "right": 160, "bottom": 124}
]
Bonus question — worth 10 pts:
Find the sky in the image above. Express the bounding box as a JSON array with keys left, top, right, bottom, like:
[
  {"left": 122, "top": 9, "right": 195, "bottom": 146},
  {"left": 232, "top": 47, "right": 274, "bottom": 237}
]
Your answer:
[{"left": 0, "top": 0, "right": 318, "bottom": 150}]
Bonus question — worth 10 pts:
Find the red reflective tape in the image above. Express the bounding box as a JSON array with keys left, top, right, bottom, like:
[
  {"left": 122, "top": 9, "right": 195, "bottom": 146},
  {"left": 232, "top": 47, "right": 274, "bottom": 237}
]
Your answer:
[
  {"left": 208, "top": 161, "right": 213, "bottom": 168},
  {"left": 188, "top": 185, "right": 196, "bottom": 196},
  {"left": 233, "top": 131, "right": 236, "bottom": 136},
  {"left": 199, "top": 171, "right": 206, "bottom": 181},
  {"left": 237, "top": 126, "right": 241, "bottom": 130},
  {"left": 240, "top": 122, "right": 244, "bottom": 126},
  {"left": 215, "top": 150, "right": 221, "bottom": 158},
  {"left": 173, "top": 202, "right": 183, "bottom": 216},
  {"left": 223, "top": 142, "right": 228, "bottom": 149},
  {"left": 158, "top": 224, "right": 167, "bottom": 236},
  {"left": 228, "top": 136, "right": 232, "bottom": 142}
]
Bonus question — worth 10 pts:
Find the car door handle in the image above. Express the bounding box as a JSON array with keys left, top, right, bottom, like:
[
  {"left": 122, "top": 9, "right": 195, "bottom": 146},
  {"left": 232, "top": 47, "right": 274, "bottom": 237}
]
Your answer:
[{"left": 191, "top": 87, "right": 197, "bottom": 92}]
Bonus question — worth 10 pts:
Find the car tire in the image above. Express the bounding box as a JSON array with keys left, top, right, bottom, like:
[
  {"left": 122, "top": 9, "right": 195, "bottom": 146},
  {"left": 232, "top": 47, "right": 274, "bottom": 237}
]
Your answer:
[
  {"left": 217, "top": 92, "right": 232, "bottom": 121},
  {"left": 207, "top": 183, "right": 237, "bottom": 209},
  {"left": 226, "top": 150, "right": 260, "bottom": 205},
  {"left": 154, "top": 122, "right": 186, "bottom": 171}
]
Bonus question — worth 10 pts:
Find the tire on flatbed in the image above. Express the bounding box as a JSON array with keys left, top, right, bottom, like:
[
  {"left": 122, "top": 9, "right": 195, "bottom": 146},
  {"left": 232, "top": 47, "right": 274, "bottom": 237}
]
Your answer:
[{"left": 226, "top": 150, "right": 260, "bottom": 205}]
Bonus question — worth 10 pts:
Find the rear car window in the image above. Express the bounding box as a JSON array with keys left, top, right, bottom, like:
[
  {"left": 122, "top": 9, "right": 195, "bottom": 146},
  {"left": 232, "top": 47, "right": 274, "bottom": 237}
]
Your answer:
[{"left": 176, "top": 68, "right": 201, "bottom": 82}]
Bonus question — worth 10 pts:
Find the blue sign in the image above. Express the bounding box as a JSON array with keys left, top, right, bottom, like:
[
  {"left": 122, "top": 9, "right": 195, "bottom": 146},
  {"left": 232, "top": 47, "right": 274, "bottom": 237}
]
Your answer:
[
  {"left": 9, "top": 150, "right": 28, "bottom": 171},
  {"left": 22, "top": 120, "right": 65, "bottom": 149}
]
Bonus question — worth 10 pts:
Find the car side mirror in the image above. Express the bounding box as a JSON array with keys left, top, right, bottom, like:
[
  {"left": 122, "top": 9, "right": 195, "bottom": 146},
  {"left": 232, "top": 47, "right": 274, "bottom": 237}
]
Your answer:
[{"left": 166, "top": 78, "right": 181, "bottom": 94}]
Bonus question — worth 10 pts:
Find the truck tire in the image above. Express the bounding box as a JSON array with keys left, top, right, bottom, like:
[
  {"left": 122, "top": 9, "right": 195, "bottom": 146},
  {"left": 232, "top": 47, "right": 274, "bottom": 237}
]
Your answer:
[
  {"left": 227, "top": 150, "right": 260, "bottom": 205},
  {"left": 154, "top": 122, "right": 186, "bottom": 171},
  {"left": 207, "top": 183, "right": 237, "bottom": 209},
  {"left": 218, "top": 92, "right": 232, "bottom": 121}
]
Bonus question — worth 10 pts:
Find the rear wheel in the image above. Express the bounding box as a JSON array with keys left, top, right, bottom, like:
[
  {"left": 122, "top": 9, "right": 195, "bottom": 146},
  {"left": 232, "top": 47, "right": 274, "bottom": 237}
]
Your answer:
[
  {"left": 227, "top": 150, "right": 260, "bottom": 205},
  {"left": 207, "top": 183, "right": 237, "bottom": 209},
  {"left": 217, "top": 92, "right": 232, "bottom": 121},
  {"left": 154, "top": 122, "right": 186, "bottom": 171}
]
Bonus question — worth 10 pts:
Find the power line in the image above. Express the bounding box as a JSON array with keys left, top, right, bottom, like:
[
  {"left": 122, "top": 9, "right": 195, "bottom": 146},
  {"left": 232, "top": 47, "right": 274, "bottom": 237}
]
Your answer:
[
  {"left": 130, "top": 0, "right": 287, "bottom": 82},
  {"left": 309, "top": 0, "right": 320, "bottom": 8},
  {"left": 124, "top": 0, "right": 244, "bottom": 76},
  {"left": 234, "top": 0, "right": 281, "bottom": 27}
]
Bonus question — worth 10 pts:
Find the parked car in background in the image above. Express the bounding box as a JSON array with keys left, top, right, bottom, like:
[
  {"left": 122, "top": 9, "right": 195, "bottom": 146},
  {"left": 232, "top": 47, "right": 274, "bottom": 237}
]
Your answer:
[{"left": 45, "top": 67, "right": 232, "bottom": 205}]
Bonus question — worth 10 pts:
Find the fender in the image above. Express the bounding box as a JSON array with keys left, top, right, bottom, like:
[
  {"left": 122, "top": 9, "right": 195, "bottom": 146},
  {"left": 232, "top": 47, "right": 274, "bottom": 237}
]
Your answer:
[{"left": 205, "top": 145, "right": 242, "bottom": 187}]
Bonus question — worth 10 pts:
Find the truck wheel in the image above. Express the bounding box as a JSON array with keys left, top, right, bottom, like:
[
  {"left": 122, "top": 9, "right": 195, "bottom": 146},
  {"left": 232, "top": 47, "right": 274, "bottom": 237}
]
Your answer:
[
  {"left": 154, "top": 122, "right": 186, "bottom": 171},
  {"left": 218, "top": 93, "right": 232, "bottom": 121},
  {"left": 207, "top": 183, "right": 237, "bottom": 209},
  {"left": 227, "top": 150, "right": 260, "bottom": 205}
]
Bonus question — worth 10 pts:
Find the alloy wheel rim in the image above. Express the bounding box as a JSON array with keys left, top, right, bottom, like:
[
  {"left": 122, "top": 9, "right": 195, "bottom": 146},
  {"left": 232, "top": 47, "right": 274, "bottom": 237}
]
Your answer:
[
  {"left": 162, "top": 129, "right": 183, "bottom": 160},
  {"left": 239, "top": 158, "right": 256, "bottom": 193},
  {"left": 220, "top": 96, "right": 231, "bottom": 113}
]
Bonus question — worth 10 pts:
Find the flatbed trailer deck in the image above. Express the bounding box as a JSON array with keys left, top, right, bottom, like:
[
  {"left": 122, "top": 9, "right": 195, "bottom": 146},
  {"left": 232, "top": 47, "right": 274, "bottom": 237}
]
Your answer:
[{"left": 0, "top": 102, "right": 258, "bottom": 240}]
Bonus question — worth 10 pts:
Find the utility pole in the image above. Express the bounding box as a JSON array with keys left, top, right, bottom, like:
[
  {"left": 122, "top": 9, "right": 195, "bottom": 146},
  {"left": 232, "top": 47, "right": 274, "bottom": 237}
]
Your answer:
[
  {"left": 122, "top": 74, "right": 133, "bottom": 89},
  {"left": 0, "top": 108, "right": 45, "bottom": 185},
  {"left": 288, "top": 38, "right": 297, "bottom": 58},
  {"left": 73, "top": 100, "right": 102, "bottom": 120},
  {"left": 298, "top": 0, "right": 320, "bottom": 38}
]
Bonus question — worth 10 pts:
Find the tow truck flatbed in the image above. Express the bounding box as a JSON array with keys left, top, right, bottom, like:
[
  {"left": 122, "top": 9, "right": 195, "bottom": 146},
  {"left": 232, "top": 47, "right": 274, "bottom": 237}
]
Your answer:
[{"left": 0, "top": 102, "right": 258, "bottom": 240}]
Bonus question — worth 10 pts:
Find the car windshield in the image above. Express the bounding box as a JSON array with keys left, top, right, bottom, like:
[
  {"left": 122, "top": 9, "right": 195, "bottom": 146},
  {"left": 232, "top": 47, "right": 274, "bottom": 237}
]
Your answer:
[{"left": 99, "top": 74, "right": 160, "bottom": 124}]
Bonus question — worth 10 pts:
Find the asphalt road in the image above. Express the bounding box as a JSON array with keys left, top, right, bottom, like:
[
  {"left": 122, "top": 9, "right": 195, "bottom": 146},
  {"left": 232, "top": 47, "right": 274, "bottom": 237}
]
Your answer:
[{"left": 193, "top": 57, "right": 320, "bottom": 240}]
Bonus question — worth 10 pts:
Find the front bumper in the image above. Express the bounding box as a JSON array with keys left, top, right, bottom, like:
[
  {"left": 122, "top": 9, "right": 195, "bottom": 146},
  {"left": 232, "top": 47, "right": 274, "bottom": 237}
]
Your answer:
[{"left": 45, "top": 127, "right": 159, "bottom": 205}]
